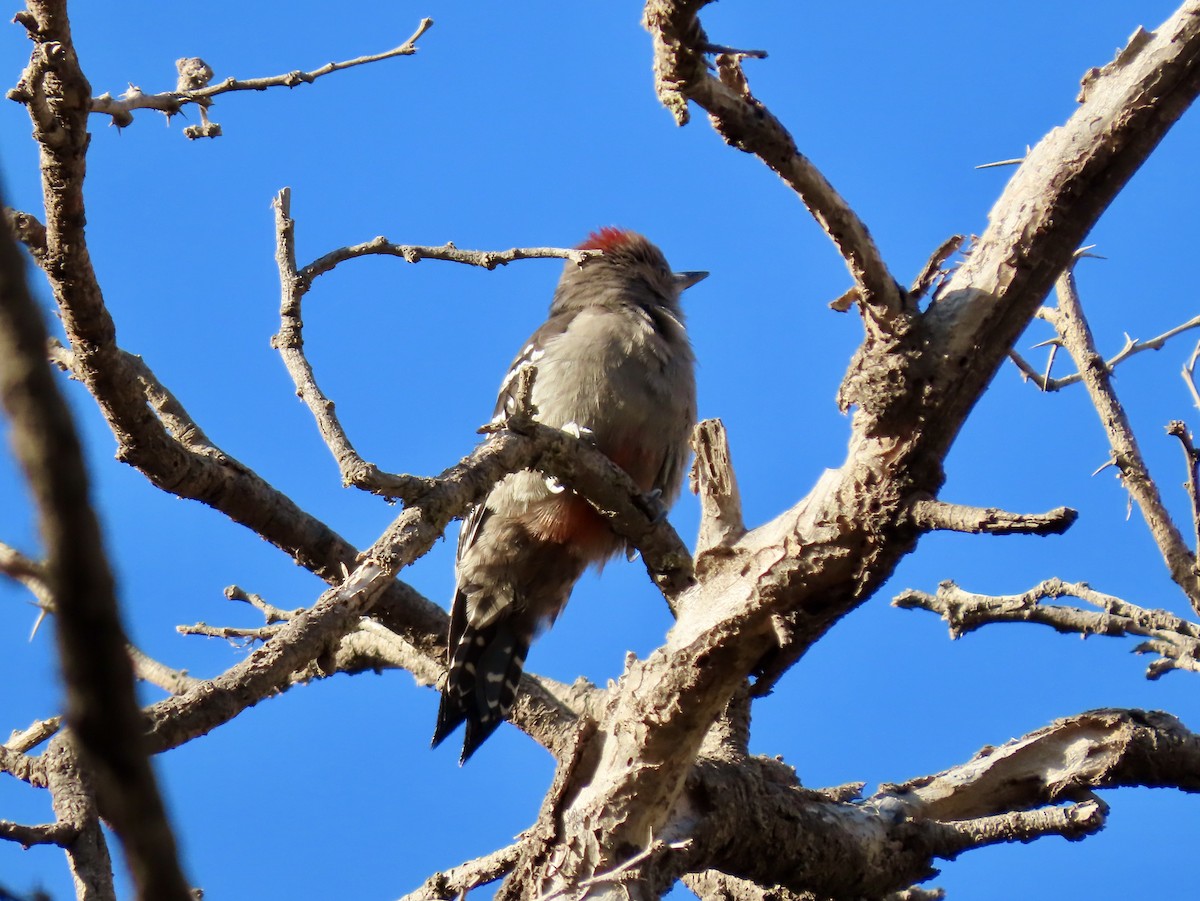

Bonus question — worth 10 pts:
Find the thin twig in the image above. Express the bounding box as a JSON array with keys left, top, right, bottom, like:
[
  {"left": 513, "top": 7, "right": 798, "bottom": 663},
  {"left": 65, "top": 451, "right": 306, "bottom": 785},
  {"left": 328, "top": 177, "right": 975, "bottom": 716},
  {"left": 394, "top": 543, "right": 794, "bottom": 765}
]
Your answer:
[
  {"left": 272, "top": 187, "right": 598, "bottom": 499},
  {"left": 177, "top": 622, "right": 285, "bottom": 642},
  {"left": 1013, "top": 312, "right": 1200, "bottom": 391},
  {"left": 299, "top": 233, "right": 598, "bottom": 285},
  {"left": 895, "top": 577, "right": 1200, "bottom": 679},
  {"left": 89, "top": 18, "right": 434, "bottom": 134},
  {"left": 1183, "top": 340, "right": 1200, "bottom": 412},
  {"left": 225, "top": 584, "right": 302, "bottom": 623}
]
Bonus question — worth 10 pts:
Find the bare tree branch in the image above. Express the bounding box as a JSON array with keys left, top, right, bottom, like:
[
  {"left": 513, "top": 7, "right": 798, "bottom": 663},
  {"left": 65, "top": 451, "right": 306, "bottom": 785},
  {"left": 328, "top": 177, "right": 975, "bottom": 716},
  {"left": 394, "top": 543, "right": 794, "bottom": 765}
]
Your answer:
[
  {"left": 0, "top": 102, "right": 191, "bottom": 900},
  {"left": 661, "top": 710, "right": 1195, "bottom": 898},
  {"left": 271, "top": 187, "right": 599, "bottom": 498},
  {"left": 643, "top": 0, "right": 902, "bottom": 316},
  {"left": 5, "top": 717, "right": 61, "bottom": 757},
  {"left": 1044, "top": 265, "right": 1200, "bottom": 611},
  {"left": 1012, "top": 310, "right": 1200, "bottom": 391},
  {"left": 399, "top": 841, "right": 523, "bottom": 901},
  {"left": 875, "top": 708, "right": 1200, "bottom": 820},
  {"left": 894, "top": 578, "right": 1200, "bottom": 679},
  {"left": 0, "top": 745, "right": 45, "bottom": 787},
  {"left": 3, "top": 208, "right": 46, "bottom": 266},
  {"left": 0, "top": 819, "right": 79, "bottom": 848},
  {"left": 930, "top": 800, "right": 1107, "bottom": 850},
  {"left": 1167, "top": 420, "right": 1200, "bottom": 555},
  {"left": 42, "top": 735, "right": 117, "bottom": 901},
  {"left": 906, "top": 497, "right": 1077, "bottom": 536},
  {"left": 1184, "top": 339, "right": 1200, "bottom": 410},
  {"left": 0, "top": 541, "right": 52, "bottom": 609},
  {"left": 299, "top": 233, "right": 599, "bottom": 285},
  {"left": 85, "top": 18, "right": 434, "bottom": 135},
  {"left": 494, "top": 4, "right": 1200, "bottom": 895},
  {"left": 690, "top": 418, "right": 746, "bottom": 558}
]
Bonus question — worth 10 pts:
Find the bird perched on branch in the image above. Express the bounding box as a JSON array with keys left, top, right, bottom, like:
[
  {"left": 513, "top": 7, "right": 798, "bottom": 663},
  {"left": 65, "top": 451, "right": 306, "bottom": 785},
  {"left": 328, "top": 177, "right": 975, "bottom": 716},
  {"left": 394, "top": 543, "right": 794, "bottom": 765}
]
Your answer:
[{"left": 432, "top": 227, "right": 705, "bottom": 762}]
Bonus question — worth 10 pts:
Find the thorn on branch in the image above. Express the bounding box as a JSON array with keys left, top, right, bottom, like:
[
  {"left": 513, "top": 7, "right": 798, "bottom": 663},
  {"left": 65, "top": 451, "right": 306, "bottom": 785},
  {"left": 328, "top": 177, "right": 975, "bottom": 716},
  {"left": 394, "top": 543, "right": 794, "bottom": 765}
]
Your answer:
[
  {"left": 700, "top": 42, "right": 768, "bottom": 59},
  {"left": 975, "top": 149, "right": 1028, "bottom": 169}
]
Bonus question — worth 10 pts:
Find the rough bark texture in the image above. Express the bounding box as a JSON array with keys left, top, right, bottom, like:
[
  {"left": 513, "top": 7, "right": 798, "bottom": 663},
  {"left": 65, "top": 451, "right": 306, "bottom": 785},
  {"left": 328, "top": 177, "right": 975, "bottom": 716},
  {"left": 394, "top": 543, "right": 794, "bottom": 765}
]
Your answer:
[{"left": 3, "top": 2, "right": 1200, "bottom": 899}]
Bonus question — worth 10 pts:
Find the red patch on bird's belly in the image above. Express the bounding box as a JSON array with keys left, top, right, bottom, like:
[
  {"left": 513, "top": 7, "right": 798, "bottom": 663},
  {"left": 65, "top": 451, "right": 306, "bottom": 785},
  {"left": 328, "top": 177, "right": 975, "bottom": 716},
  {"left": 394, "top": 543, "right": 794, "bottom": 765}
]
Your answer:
[
  {"left": 525, "top": 494, "right": 617, "bottom": 557},
  {"left": 520, "top": 443, "right": 660, "bottom": 558},
  {"left": 601, "top": 440, "right": 652, "bottom": 487}
]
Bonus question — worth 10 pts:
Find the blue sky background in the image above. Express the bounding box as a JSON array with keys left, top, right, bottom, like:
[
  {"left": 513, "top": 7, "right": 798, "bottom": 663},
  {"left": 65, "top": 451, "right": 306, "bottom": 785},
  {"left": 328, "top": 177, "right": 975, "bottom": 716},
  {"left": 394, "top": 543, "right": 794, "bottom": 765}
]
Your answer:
[{"left": 1, "top": 2, "right": 1199, "bottom": 898}]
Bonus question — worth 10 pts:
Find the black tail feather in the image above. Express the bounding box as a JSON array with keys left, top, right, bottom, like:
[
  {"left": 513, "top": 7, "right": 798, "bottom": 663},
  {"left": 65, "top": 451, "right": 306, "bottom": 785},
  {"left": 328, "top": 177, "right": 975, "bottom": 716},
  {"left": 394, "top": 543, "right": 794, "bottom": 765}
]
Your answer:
[{"left": 433, "top": 618, "right": 530, "bottom": 763}]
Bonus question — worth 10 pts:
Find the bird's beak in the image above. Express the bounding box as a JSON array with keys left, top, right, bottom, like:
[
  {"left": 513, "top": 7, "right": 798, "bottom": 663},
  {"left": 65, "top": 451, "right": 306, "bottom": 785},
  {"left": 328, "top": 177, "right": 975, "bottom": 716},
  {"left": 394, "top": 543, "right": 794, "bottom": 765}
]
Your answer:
[{"left": 674, "top": 270, "right": 709, "bottom": 291}]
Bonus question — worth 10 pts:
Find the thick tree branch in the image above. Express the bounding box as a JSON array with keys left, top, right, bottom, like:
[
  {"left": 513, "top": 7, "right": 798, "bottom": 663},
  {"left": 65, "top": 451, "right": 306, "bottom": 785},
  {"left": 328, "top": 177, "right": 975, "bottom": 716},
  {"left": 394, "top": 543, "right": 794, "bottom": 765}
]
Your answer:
[
  {"left": 667, "top": 709, "right": 1194, "bottom": 898},
  {"left": 42, "top": 735, "right": 117, "bottom": 901},
  {"left": 874, "top": 708, "right": 1200, "bottom": 820}
]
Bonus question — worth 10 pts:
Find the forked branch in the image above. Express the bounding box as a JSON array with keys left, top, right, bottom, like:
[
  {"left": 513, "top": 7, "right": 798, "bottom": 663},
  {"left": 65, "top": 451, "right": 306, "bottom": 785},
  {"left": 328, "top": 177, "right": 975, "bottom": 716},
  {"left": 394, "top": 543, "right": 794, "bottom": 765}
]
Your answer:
[
  {"left": 895, "top": 578, "right": 1200, "bottom": 679},
  {"left": 1043, "top": 264, "right": 1200, "bottom": 611},
  {"left": 643, "top": 0, "right": 902, "bottom": 316}
]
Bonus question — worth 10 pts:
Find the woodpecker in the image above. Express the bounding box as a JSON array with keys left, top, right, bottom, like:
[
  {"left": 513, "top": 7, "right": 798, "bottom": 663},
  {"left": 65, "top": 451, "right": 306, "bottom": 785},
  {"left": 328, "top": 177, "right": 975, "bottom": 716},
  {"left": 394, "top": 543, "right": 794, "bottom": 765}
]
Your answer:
[{"left": 432, "top": 227, "right": 705, "bottom": 762}]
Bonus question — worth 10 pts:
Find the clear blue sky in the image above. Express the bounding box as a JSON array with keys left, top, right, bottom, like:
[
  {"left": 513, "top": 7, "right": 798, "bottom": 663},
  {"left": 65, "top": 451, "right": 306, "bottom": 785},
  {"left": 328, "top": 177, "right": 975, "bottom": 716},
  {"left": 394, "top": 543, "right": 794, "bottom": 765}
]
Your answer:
[{"left": 2, "top": 2, "right": 1198, "bottom": 898}]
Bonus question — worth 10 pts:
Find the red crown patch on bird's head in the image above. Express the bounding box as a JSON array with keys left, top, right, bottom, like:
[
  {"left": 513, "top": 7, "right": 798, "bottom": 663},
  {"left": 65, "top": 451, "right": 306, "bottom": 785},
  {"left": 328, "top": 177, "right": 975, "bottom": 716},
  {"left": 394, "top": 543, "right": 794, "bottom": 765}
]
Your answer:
[{"left": 578, "top": 226, "right": 640, "bottom": 252}]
